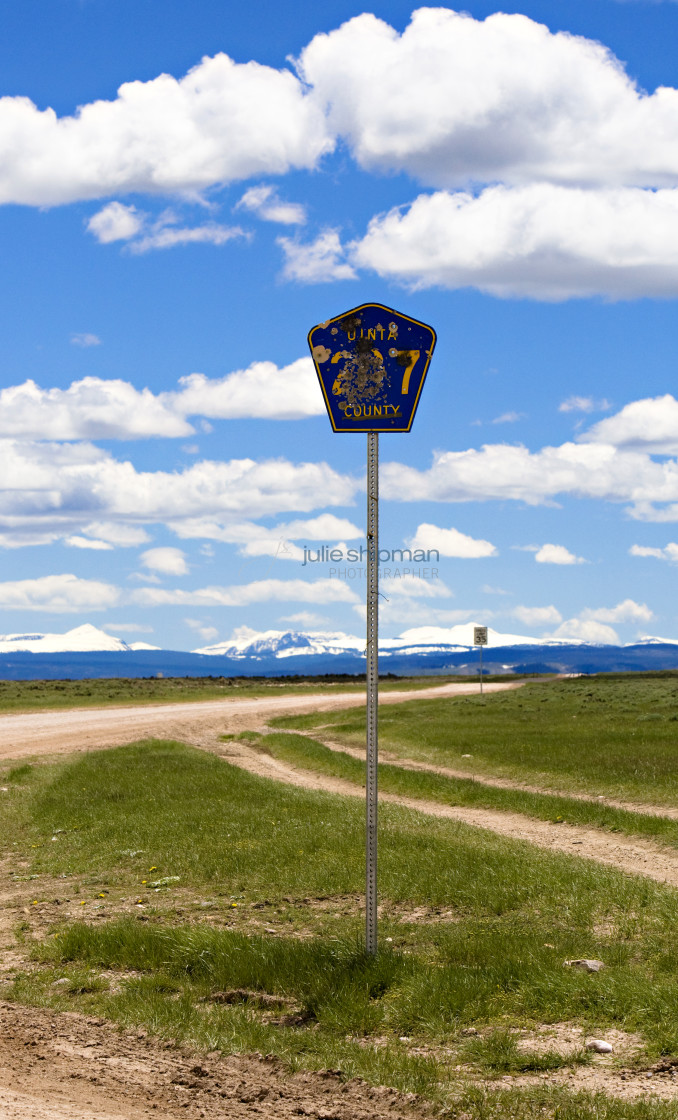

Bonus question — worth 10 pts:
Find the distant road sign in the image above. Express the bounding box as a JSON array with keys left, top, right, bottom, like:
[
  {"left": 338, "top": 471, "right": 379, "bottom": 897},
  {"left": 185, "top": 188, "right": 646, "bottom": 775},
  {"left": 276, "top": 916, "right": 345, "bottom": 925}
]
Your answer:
[
  {"left": 308, "top": 303, "right": 436, "bottom": 433},
  {"left": 474, "top": 626, "right": 488, "bottom": 646}
]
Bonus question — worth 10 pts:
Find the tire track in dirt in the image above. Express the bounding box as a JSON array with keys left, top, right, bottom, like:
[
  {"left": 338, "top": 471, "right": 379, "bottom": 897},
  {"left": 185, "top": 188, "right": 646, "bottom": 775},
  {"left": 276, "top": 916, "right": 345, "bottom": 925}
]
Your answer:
[
  {"left": 294, "top": 732, "right": 678, "bottom": 822},
  {"left": 208, "top": 736, "right": 678, "bottom": 890}
]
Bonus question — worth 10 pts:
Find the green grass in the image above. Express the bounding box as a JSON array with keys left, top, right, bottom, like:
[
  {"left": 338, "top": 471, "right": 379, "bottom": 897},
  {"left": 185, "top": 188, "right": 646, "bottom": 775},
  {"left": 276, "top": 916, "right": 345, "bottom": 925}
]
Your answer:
[
  {"left": 271, "top": 675, "right": 678, "bottom": 805},
  {"left": 0, "top": 672, "right": 467, "bottom": 713},
  {"left": 461, "top": 1029, "right": 589, "bottom": 1073},
  {"left": 6, "top": 736, "right": 678, "bottom": 1117},
  {"left": 450, "top": 1089, "right": 678, "bottom": 1120},
  {"left": 3, "top": 741, "right": 678, "bottom": 1040},
  {"left": 0, "top": 674, "right": 354, "bottom": 712},
  {"left": 248, "top": 730, "right": 678, "bottom": 848}
]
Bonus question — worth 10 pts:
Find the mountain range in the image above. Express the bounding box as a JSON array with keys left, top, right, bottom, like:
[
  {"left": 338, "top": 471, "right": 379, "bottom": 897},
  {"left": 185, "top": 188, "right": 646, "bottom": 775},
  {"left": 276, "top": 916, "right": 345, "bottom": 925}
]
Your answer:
[{"left": 1, "top": 622, "right": 678, "bottom": 680}]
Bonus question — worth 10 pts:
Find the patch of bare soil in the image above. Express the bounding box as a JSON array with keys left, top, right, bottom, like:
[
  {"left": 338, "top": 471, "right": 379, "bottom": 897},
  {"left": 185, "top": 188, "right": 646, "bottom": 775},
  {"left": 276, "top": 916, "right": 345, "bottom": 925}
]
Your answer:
[
  {"left": 0, "top": 1000, "right": 430, "bottom": 1120},
  {"left": 481, "top": 1022, "right": 678, "bottom": 1102},
  {"left": 402, "top": 1024, "right": 678, "bottom": 1103}
]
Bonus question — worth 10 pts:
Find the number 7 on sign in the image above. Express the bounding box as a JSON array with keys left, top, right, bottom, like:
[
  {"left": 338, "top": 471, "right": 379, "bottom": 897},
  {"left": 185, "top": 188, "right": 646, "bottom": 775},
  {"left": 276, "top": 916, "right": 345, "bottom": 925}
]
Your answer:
[{"left": 391, "top": 349, "right": 420, "bottom": 393}]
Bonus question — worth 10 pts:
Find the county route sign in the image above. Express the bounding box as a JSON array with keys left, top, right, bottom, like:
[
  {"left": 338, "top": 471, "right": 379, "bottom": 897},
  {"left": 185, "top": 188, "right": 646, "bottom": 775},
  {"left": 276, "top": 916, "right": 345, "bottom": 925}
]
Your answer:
[{"left": 308, "top": 303, "right": 436, "bottom": 432}]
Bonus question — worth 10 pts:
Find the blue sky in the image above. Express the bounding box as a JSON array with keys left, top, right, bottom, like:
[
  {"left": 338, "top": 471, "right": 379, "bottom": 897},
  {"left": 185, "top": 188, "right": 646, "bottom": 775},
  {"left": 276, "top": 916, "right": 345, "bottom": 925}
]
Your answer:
[{"left": 3, "top": 0, "right": 678, "bottom": 649}]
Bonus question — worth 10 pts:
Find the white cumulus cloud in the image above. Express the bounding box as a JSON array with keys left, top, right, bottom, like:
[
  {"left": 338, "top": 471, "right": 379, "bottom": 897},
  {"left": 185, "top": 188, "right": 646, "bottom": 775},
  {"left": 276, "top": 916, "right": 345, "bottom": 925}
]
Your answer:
[
  {"left": 88, "top": 202, "right": 244, "bottom": 254},
  {"left": 0, "top": 440, "right": 358, "bottom": 550},
  {"left": 0, "top": 53, "right": 330, "bottom": 206},
  {"left": 4, "top": 10, "right": 678, "bottom": 215},
  {"left": 170, "top": 514, "right": 362, "bottom": 555},
  {"left": 381, "top": 441, "right": 678, "bottom": 516},
  {"left": 535, "top": 543, "right": 586, "bottom": 565},
  {"left": 299, "top": 8, "right": 678, "bottom": 190},
  {"left": 141, "top": 547, "right": 189, "bottom": 576},
  {"left": 363, "top": 603, "right": 474, "bottom": 626},
  {"left": 131, "top": 577, "right": 360, "bottom": 607},
  {"left": 129, "top": 220, "right": 244, "bottom": 254},
  {"left": 63, "top": 535, "right": 113, "bottom": 550},
  {"left": 381, "top": 574, "right": 453, "bottom": 599},
  {"left": 0, "top": 359, "right": 325, "bottom": 441},
  {"left": 83, "top": 522, "right": 151, "bottom": 547},
  {"left": 87, "top": 202, "right": 143, "bottom": 243},
  {"left": 184, "top": 618, "right": 219, "bottom": 642},
  {"left": 542, "top": 599, "right": 652, "bottom": 643},
  {"left": 0, "top": 378, "right": 192, "bottom": 440},
  {"left": 173, "top": 358, "right": 324, "bottom": 420},
  {"left": 559, "top": 396, "right": 610, "bottom": 413},
  {"left": 581, "top": 395, "right": 678, "bottom": 454},
  {"left": 630, "top": 542, "right": 678, "bottom": 561},
  {"left": 350, "top": 185, "right": 678, "bottom": 300},
  {"left": 547, "top": 618, "right": 620, "bottom": 644},
  {"left": 407, "top": 522, "right": 497, "bottom": 558},
  {"left": 0, "top": 573, "right": 120, "bottom": 612},
  {"left": 235, "top": 184, "right": 306, "bottom": 225},
  {"left": 580, "top": 598, "right": 653, "bottom": 623},
  {"left": 512, "top": 605, "right": 563, "bottom": 626},
  {"left": 278, "top": 230, "right": 357, "bottom": 283}
]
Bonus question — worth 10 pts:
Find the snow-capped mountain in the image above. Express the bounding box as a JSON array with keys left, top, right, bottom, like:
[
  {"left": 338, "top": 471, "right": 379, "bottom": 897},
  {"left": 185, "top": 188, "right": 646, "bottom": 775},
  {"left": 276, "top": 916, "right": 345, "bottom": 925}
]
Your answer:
[
  {"left": 192, "top": 622, "right": 587, "bottom": 659},
  {"left": 192, "top": 626, "right": 364, "bottom": 659},
  {"left": 0, "top": 623, "right": 159, "bottom": 654}
]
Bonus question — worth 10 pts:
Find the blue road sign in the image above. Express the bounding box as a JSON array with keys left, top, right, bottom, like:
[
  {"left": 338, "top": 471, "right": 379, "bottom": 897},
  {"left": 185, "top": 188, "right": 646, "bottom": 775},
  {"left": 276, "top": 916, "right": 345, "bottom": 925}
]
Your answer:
[{"left": 308, "top": 303, "right": 436, "bottom": 432}]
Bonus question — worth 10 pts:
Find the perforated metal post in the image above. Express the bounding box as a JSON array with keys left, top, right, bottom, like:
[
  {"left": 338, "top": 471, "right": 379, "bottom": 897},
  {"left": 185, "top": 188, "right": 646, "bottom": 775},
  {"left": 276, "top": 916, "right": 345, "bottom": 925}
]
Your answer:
[{"left": 366, "top": 430, "right": 379, "bottom": 956}]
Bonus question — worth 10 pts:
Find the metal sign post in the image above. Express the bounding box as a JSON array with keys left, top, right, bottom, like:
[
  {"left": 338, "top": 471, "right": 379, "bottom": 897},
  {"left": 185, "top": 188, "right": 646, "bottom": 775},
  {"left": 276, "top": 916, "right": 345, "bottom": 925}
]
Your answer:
[
  {"left": 474, "top": 626, "right": 488, "bottom": 695},
  {"left": 366, "top": 430, "right": 379, "bottom": 954},
  {"left": 309, "top": 303, "right": 436, "bottom": 955}
]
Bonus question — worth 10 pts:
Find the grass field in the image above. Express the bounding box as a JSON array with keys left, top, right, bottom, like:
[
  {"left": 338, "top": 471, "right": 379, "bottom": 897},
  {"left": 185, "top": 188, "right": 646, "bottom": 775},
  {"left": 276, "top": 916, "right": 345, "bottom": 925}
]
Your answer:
[
  {"left": 3, "top": 721, "right": 678, "bottom": 1119},
  {"left": 271, "top": 673, "right": 678, "bottom": 805},
  {"left": 0, "top": 671, "right": 470, "bottom": 713}
]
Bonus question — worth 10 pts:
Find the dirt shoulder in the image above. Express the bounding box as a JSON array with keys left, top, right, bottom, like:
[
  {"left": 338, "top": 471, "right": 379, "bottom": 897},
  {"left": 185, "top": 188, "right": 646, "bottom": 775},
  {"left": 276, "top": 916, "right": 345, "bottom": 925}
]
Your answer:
[{"left": 0, "top": 1001, "right": 427, "bottom": 1120}]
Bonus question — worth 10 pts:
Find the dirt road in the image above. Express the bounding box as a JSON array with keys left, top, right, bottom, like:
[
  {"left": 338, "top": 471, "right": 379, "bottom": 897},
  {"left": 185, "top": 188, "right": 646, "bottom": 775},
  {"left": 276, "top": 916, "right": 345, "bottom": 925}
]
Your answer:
[{"left": 0, "top": 680, "right": 517, "bottom": 761}]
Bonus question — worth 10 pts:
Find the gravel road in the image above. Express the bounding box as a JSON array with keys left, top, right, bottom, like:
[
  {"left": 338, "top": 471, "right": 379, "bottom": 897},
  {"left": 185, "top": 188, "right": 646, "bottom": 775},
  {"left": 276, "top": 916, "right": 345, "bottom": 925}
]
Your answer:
[{"left": 0, "top": 680, "right": 516, "bottom": 762}]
